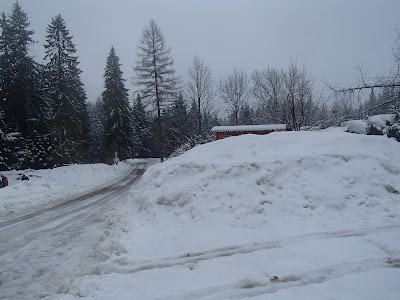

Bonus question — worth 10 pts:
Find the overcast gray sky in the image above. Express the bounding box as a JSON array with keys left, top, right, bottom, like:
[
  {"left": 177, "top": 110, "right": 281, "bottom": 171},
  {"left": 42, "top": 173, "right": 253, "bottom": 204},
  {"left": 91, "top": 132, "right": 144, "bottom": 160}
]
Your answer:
[{"left": 1, "top": 0, "right": 399, "bottom": 102}]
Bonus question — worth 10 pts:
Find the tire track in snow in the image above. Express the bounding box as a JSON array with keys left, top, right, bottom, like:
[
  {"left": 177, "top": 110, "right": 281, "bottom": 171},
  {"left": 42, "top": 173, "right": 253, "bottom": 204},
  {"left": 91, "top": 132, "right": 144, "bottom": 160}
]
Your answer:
[
  {"left": 106, "top": 224, "right": 400, "bottom": 275},
  {"left": 0, "top": 161, "right": 152, "bottom": 299},
  {"left": 177, "top": 258, "right": 400, "bottom": 299},
  {"left": 0, "top": 162, "right": 148, "bottom": 229},
  {"left": 0, "top": 163, "right": 148, "bottom": 257}
]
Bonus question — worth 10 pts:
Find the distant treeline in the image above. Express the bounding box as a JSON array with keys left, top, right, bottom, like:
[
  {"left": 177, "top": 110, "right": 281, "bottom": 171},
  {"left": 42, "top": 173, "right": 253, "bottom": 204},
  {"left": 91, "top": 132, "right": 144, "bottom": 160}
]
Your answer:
[{"left": 1, "top": 2, "right": 399, "bottom": 170}]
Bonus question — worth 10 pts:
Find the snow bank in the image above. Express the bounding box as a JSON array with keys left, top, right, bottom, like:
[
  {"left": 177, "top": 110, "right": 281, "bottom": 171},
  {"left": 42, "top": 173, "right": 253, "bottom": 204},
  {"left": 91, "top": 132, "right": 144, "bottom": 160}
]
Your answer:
[
  {"left": 0, "top": 161, "right": 133, "bottom": 219},
  {"left": 54, "top": 129, "right": 400, "bottom": 299},
  {"left": 129, "top": 129, "right": 400, "bottom": 232}
]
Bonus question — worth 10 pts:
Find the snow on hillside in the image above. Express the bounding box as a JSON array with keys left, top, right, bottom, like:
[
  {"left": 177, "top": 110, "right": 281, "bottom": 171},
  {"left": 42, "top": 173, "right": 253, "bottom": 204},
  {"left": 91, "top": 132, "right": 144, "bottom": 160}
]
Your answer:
[
  {"left": 59, "top": 128, "right": 400, "bottom": 299},
  {"left": 0, "top": 161, "right": 133, "bottom": 219}
]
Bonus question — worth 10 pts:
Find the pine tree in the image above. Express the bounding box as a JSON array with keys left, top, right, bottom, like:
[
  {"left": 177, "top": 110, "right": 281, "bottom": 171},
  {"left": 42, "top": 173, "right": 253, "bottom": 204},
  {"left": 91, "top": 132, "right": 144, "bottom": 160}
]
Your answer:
[
  {"left": 101, "top": 46, "right": 134, "bottom": 163},
  {"left": 188, "top": 99, "right": 199, "bottom": 136},
  {"left": 44, "top": 14, "right": 87, "bottom": 167},
  {"left": 239, "top": 103, "right": 256, "bottom": 125},
  {"left": 86, "top": 100, "right": 104, "bottom": 163},
  {"left": 0, "top": 2, "right": 48, "bottom": 170},
  {"left": 0, "top": 12, "right": 15, "bottom": 170},
  {"left": 366, "top": 90, "right": 377, "bottom": 115},
  {"left": 0, "top": 12, "right": 12, "bottom": 121},
  {"left": 132, "top": 94, "right": 154, "bottom": 158},
  {"left": 134, "top": 20, "right": 179, "bottom": 162},
  {"left": 6, "top": 2, "right": 35, "bottom": 133},
  {"left": 0, "top": 107, "right": 9, "bottom": 170},
  {"left": 164, "top": 93, "right": 189, "bottom": 156}
]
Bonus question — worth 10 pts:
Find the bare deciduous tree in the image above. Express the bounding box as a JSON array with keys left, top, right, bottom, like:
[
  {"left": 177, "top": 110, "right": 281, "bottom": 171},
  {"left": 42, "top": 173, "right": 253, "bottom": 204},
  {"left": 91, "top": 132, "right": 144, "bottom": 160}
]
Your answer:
[
  {"left": 186, "top": 56, "right": 215, "bottom": 135},
  {"left": 219, "top": 69, "right": 250, "bottom": 125},
  {"left": 283, "top": 61, "right": 316, "bottom": 130},
  {"left": 325, "top": 28, "right": 400, "bottom": 123},
  {"left": 252, "top": 68, "right": 284, "bottom": 123},
  {"left": 252, "top": 61, "right": 319, "bottom": 130}
]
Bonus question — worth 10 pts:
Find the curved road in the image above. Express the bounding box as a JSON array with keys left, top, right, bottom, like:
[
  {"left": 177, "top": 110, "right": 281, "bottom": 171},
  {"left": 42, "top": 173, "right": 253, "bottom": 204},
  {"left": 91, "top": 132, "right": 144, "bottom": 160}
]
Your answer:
[{"left": 0, "top": 161, "right": 151, "bottom": 299}]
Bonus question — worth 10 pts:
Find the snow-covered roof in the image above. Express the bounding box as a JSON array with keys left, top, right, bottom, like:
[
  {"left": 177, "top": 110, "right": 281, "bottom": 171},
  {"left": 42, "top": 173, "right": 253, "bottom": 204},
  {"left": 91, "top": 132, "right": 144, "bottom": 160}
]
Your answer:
[{"left": 211, "top": 124, "right": 286, "bottom": 133}]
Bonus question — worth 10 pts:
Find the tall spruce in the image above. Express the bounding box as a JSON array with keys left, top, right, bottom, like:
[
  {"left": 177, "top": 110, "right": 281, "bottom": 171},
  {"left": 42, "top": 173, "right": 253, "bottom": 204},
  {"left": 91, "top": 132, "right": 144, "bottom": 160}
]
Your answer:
[
  {"left": 44, "top": 14, "right": 87, "bottom": 167},
  {"left": 0, "top": 2, "right": 47, "bottom": 170},
  {"left": 0, "top": 10, "right": 17, "bottom": 170},
  {"left": 101, "top": 46, "right": 134, "bottom": 163},
  {"left": 134, "top": 20, "right": 179, "bottom": 162}
]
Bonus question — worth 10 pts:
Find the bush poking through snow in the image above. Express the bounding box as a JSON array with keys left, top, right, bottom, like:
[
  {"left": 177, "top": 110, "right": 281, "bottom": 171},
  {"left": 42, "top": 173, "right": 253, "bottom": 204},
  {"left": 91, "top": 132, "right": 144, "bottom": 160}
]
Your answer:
[{"left": 346, "top": 114, "right": 400, "bottom": 142}]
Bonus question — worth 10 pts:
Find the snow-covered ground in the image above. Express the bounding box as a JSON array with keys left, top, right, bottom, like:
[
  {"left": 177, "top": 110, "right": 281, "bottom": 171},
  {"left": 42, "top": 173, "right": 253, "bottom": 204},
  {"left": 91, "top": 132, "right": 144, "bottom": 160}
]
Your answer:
[
  {"left": 54, "top": 128, "right": 400, "bottom": 299},
  {"left": 2, "top": 129, "right": 400, "bottom": 299},
  {"left": 0, "top": 161, "right": 133, "bottom": 220}
]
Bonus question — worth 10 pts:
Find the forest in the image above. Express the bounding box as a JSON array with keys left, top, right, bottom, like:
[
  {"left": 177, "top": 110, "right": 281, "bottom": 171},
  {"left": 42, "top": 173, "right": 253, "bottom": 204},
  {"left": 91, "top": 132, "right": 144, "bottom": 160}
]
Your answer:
[{"left": 1, "top": 2, "right": 399, "bottom": 170}]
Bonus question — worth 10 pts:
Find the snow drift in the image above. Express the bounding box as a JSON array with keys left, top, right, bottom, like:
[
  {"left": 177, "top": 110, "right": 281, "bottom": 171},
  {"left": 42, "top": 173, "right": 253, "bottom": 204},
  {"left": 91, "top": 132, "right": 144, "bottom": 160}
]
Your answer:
[
  {"left": 53, "top": 128, "right": 400, "bottom": 299},
  {"left": 129, "top": 128, "right": 400, "bottom": 231}
]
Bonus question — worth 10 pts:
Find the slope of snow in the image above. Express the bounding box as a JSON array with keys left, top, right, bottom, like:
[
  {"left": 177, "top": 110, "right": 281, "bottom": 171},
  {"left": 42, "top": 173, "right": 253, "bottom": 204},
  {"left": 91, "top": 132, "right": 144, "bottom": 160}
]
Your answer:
[
  {"left": 0, "top": 161, "right": 133, "bottom": 219},
  {"left": 56, "top": 128, "right": 400, "bottom": 299},
  {"left": 130, "top": 128, "right": 400, "bottom": 232}
]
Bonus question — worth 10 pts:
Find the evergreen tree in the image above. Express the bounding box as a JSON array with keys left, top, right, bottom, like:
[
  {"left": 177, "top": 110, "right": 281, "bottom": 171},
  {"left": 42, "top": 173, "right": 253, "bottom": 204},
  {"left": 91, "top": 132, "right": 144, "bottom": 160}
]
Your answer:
[
  {"left": 0, "top": 108, "right": 10, "bottom": 170},
  {"left": 366, "top": 90, "right": 377, "bottom": 115},
  {"left": 5, "top": 2, "right": 35, "bottom": 134},
  {"left": 0, "top": 2, "right": 48, "bottom": 170},
  {"left": 44, "top": 14, "right": 87, "bottom": 167},
  {"left": 239, "top": 103, "right": 256, "bottom": 125},
  {"left": 0, "top": 11, "right": 15, "bottom": 170},
  {"left": 134, "top": 20, "right": 179, "bottom": 162},
  {"left": 164, "top": 93, "right": 189, "bottom": 156},
  {"left": 188, "top": 98, "right": 198, "bottom": 135},
  {"left": 0, "top": 12, "right": 12, "bottom": 123},
  {"left": 86, "top": 100, "right": 104, "bottom": 163},
  {"left": 132, "top": 94, "right": 154, "bottom": 158},
  {"left": 101, "top": 46, "right": 134, "bottom": 162}
]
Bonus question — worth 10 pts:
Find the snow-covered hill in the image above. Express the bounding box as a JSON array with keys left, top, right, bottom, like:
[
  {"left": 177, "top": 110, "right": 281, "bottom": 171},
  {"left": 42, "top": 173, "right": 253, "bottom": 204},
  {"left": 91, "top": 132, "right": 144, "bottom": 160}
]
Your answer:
[
  {"left": 58, "top": 128, "right": 400, "bottom": 299},
  {"left": 130, "top": 128, "right": 400, "bottom": 231}
]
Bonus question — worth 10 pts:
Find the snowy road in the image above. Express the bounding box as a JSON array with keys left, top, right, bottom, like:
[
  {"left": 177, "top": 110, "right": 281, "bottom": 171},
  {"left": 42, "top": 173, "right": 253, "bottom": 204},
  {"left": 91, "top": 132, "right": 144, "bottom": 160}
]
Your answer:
[{"left": 0, "top": 161, "right": 151, "bottom": 299}]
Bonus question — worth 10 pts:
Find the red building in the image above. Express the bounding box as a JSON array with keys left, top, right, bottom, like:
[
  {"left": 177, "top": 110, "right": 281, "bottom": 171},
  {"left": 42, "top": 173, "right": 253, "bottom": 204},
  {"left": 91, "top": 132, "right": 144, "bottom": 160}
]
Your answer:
[{"left": 211, "top": 124, "right": 287, "bottom": 140}]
